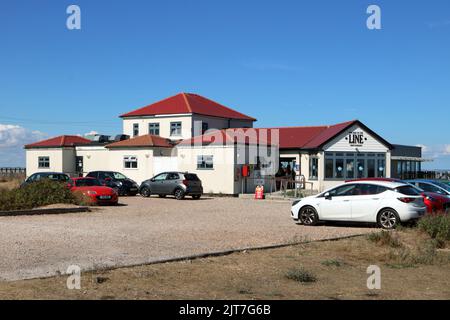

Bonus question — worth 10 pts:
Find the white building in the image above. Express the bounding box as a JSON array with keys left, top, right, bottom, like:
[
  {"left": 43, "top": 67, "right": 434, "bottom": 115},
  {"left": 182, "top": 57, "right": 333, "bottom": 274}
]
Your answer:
[{"left": 25, "top": 93, "right": 427, "bottom": 194}]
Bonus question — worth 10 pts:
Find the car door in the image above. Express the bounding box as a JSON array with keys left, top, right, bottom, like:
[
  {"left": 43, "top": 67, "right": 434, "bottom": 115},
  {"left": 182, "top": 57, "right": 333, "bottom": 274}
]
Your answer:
[
  {"left": 350, "top": 184, "right": 387, "bottom": 222},
  {"left": 164, "top": 173, "right": 180, "bottom": 194},
  {"left": 150, "top": 173, "right": 168, "bottom": 194},
  {"left": 317, "top": 184, "right": 355, "bottom": 221}
]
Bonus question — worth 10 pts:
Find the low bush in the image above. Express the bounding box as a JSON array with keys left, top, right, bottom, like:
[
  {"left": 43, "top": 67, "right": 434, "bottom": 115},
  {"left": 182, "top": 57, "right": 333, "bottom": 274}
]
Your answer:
[
  {"left": 367, "top": 231, "right": 402, "bottom": 248},
  {"left": 321, "top": 259, "right": 345, "bottom": 267},
  {"left": 418, "top": 214, "right": 450, "bottom": 247},
  {"left": 0, "top": 180, "right": 79, "bottom": 211},
  {"left": 285, "top": 267, "right": 317, "bottom": 283}
]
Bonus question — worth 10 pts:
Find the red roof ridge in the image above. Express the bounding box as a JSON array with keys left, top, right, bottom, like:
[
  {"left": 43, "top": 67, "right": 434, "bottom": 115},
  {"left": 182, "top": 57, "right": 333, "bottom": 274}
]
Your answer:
[
  {"left": 182, "top": 93, "right": 193, "bottom": 113},
  {"left": 25, "top": 135, "right": 91, "bottom": 149},
  {"left": 105, "top": 134, "right": 173, "bottom": 148},
  {"left": 120, "top": 93, "right": 187, "bottom": 118}
]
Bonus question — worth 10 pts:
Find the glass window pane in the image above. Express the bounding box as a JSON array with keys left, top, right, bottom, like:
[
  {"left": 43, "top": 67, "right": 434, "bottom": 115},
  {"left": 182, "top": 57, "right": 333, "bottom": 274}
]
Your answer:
[
  {"left": 335, "top": 159, "right": 344, "bottom": 178},
  {"left": 357, "top": 159, "right": 365, "bottom": 178},
  {"left": 345, "top": 159, "right": 355, "bottom": 179},
  {"left": 325, "top": 159, "right": 333, "bottom": 179},
  {"left": 367, "top": 159, "right": 375, "bottom": 178}
]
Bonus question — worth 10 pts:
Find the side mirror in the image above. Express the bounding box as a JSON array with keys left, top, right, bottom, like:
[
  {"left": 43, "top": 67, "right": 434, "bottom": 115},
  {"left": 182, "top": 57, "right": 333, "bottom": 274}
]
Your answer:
[{"left": 324, "top": 192, "right": 332, "bottom": 200}]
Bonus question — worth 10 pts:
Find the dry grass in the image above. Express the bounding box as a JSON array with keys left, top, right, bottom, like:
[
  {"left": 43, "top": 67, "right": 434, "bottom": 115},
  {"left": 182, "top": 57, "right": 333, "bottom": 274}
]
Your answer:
[
  {"left": 0, "top": 177, "right": 23, "bottom": 190},
  {"left": 0, "top": 228, "right": 449, "bottom": 300}
]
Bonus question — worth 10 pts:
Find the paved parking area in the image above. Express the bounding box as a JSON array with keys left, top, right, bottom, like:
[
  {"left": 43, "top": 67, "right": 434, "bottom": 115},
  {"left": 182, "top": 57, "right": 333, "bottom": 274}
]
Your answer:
[{"left": 0, "top": 197, "right": 376, "bottom": 281}]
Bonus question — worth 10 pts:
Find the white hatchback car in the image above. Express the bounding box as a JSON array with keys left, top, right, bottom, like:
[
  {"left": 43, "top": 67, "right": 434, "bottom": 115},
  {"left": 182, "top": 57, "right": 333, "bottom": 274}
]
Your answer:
[{"left": 291, "top": 181, "right": 427, "bottom": 229}]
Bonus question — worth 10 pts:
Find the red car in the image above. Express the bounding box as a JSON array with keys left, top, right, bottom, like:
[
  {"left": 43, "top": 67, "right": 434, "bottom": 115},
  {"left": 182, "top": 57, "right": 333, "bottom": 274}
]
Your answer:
[
  {"left": 346, "top": 178, "right": 450, "bottom": 214},
  {"left": 68, "top": 177, "right": 118, "bottom": 205}
]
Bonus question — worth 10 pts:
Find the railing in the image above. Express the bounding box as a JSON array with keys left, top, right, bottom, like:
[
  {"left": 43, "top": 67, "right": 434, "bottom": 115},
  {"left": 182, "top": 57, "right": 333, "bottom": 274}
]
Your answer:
[
  {"left": 241, "top": 175, "right": 316, "bottom": 198},
  {"left": 399, "top": 171, "right": 450, "bottom": 180},
  {"left": 0, "top": 167, "right": 26, "bottom": 177}
]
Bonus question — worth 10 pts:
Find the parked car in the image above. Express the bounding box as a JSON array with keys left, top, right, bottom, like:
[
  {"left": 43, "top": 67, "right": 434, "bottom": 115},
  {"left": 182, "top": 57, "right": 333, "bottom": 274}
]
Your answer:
[
  {"left": 291, "top": 181, "right": 426, "bottom": 229},
  {"left": 406, "top": 179, "right": 450, "bottom": 197},
  {"left": 347, "top": 178, "right": 450, "bottom": 214},
  {"left": 68, "top": 177, "right": 118, "bottom": 205},
  {"left": 139, "top": 172, "right": 203, "bottom": 200},
  {"left": 21, "top": 172, "right": 70, "bottom": 188},
  {"left": 85, "top": 171, "right": 139, "bottom": 196}
]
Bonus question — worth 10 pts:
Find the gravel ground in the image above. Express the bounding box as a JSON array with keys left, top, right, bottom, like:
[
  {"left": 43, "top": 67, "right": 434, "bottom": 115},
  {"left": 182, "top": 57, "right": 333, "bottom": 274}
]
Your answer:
[{"left": 0, "top": 197, "right": 376, "bottom": 281}]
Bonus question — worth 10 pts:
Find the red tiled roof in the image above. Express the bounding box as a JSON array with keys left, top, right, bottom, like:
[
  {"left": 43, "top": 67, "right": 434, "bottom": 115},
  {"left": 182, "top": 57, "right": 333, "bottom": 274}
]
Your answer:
[
  {"left": 105, "top": 134, "right": 174, "bottom": 148},
  {"left": 178, "top": 128, "right": 275, "bottom": 147},
  {"left": 179, "top": 120, "right": 392, "bottom": 150},
  {"left": 120, "top": 93, "right": 257, "bottom": 121},
  {"left": 25, "top": 135, "right": 91, "bottom": 148}
]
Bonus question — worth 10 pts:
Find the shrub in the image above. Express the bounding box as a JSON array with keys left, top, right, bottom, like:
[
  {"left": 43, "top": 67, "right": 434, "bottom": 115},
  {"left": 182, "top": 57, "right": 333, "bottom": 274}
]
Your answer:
[
  {"left": 321, "top": 259, "right": 344, "bottom": 267},
  {"left": 0, "top": 180, "right": 78, "bottom": 211},
  {"left": 285, "top": 267, "right": 317, "bottom": 283},
  {"left": 418, "top": 214, "right": 450, "bottom": 247},
  {"left": 367, "top": 231, "right": 402, "bottom": 248}
]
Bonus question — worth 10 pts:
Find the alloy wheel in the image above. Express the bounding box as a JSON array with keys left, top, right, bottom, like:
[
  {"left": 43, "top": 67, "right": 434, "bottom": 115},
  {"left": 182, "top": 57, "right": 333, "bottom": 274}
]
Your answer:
[
  {"left": 300, "top": 207, "right": 317, "bottom": 225},
  {"left": 379, "top": 210, "right": 398, "bottom": 229}
]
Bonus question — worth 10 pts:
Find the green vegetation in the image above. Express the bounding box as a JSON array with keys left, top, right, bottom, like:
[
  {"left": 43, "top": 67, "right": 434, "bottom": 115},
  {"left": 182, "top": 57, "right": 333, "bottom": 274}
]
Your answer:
[
  {"left": 0, "top": 180, "right": 84, "bottom": 211},
  {"left": 285, "top": 267, "right": 317, "bottom": 283},
  {"left": 321, "top": 259, "right": 345, "bottom": 267},
  {"left": 418, "top": 214, "right": 450, "bottom": 248},
  {"left": 367, "top": 231, "right": 402, "bottom": 248}
]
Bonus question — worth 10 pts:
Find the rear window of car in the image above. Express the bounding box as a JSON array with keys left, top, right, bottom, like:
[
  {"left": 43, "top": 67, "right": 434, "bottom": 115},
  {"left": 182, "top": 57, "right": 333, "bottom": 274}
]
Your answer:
[
  {"left": 395, "top": 186, "right": 421, "bottom": 196},
  {"left": 184, "top": 174, "right": 200, "bottom": 181}
]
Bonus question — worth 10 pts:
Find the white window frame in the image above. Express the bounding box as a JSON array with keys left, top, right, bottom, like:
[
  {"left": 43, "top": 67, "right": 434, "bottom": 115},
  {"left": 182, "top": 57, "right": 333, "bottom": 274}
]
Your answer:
[
  {"left": 38, "top": 156, "right": 50, "bottom": 169},
  {"left": 197, "top": 155, "right": 214, "bottom": 170},
  {"left": 149, "top": 122, "right": 160, "bottom": 135},
  {"left": 170, "top": 122, "right": 182, "bottom": 136},
  {"left": 124, "top": 156, "right": 138, "bottom": 169}
]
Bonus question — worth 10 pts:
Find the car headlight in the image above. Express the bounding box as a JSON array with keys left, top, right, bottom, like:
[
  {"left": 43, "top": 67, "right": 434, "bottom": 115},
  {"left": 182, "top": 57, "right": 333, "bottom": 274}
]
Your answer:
[
  {"left": 117, "top": 181, "right": 123, "bottom": 187},
  {"left": 292, "top": 199, "right": 301, "bottom": 206},
  {"left": 87, "top": 190, "right": 97, "bottom": 195},
  {"left": 426, "top": 196, "right": 436, "bottom": 202}
]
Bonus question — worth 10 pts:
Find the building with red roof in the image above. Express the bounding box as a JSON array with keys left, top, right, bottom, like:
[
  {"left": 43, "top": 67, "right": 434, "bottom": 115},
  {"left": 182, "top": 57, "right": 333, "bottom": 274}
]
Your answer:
[{"left": 25, "top": 93, "right": 425, "bottom": 194}]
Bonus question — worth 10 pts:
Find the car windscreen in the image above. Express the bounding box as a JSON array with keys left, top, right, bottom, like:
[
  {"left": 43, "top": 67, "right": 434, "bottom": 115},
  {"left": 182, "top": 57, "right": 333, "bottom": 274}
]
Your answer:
[
  {"left": 433, "top": 181, "right": 450, "bottom": 192},
  {"left": 48, "top": 174, "right": 69, "bottom": 181},
  {"left": 75, "top": 179, "right": 102, "bottom": 187},
  {"left": 184, "top": 174, "right": 200, "bottom": 181},
  {"left": 395, "top": 185, "right": 421, "bottom": 196},
  {"left": 104, "top": 172, "right": 127, "bottom": 180}
]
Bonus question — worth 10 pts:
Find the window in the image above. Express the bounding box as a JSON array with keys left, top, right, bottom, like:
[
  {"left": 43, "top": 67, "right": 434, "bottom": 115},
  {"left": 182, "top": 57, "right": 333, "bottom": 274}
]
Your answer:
[
  {"left": 325, "top": 159, "right": 333, "bottom": 179},
  {"left": 153, "top": 173, "right": 168, "bottom": 181},
  {"left": 202, "top": 122, "right": 209, "bottom": 134},
  {"left": 309, "top": 157, "right": 318, "bottom": 179},
  {"left": 324, "top": 152, "right": 386, "bottom": 180},
  {"left": 395, "top": 186, "right": 421, "bottom": 196},
  {"left": 418, "top": 183, "right": 444, "bottom": 194},
  {"left": 167, "top": 173, "right": 180, "bottom": 180},
  {"left": 197, "top": 155, "right": 214, "bottom": 169},
  {"left": 124, "top": 156, "right": 138, "bottom": 169},
  {"left": 170, "top": 122, "right": 182, "bottom": 136},
  {"left": 149, "top": 123, "right": 160, "bottom": 135},
  {"left": 328, "top": 184, "right": 358, "bottom": 197},
  {"left": 38, "top": 156, "right": 50, "bottom": 168},
  {"left": 335, "top": 158, "right": 344, "bottom": 179},
  {"left": 133, "top": 123, "right": 139, "bottom": 137}
]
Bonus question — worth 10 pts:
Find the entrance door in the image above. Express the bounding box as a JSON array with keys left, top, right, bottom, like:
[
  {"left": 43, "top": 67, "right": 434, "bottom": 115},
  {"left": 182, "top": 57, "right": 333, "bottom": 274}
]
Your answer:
[{"left": 75, "top": 156, "right": 83, "bottom": 176}]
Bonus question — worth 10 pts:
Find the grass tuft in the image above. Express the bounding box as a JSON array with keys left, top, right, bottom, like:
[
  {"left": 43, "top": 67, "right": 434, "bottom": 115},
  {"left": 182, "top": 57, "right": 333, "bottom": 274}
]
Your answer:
[
  {"left": 285, "top": 267, "right": 317, "bottom": 283},
  {"left": 367, "top": 231, "right": 402, "bottom": 248}
]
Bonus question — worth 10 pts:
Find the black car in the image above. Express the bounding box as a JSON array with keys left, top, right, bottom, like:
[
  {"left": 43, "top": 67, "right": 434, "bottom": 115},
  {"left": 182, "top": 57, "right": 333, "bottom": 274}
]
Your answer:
[
  {"left": 86, "top": 171, "right": 139, "bottom": 196},
  {"left": 21, "top": 172, "right": 70, "bottom": 187},
  {"left": 139, "top": 172, "right": 203, "bottom": 200}
]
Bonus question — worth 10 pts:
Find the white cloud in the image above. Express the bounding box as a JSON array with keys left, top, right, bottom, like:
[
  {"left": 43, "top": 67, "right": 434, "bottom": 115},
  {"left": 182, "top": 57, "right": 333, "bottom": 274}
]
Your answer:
[
  {"left": 417, "top": 144, "right": 450, "bottom": 159},
  {"left": 0, "top": 124, "right": 47, "bottom": 167}
]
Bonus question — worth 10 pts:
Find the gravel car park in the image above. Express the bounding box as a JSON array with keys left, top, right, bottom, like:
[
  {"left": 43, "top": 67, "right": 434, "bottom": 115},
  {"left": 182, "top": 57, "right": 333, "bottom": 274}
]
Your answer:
[{"left": 0, "top": 197, "right": 375, "bottom": 281}]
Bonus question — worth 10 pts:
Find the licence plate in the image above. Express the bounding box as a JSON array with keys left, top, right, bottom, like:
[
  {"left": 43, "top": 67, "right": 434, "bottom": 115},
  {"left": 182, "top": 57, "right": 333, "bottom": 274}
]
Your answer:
[
  {"left": 99, "top": 196, "right": 112, "bottom": 200},
  {"left": 130, "top": 188, "right": 137, "bottom": 191}
]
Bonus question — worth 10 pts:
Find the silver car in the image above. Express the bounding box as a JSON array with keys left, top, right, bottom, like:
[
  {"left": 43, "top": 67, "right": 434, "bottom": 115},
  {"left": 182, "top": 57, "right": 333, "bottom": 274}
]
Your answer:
[{"left": 139, "top": 172, "right": 203, "bottom": 200}]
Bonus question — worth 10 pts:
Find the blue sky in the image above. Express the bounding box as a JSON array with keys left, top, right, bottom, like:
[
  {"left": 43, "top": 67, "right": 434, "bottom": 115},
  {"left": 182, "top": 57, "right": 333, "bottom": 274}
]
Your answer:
[{"left": 0, "top": 0, "right": 449, "bottom": 168}]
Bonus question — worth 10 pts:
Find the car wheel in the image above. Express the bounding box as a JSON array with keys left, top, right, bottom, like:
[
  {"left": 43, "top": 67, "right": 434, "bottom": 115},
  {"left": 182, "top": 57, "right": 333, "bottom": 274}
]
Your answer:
[
  {"left": 377, "top": 208, "right": 400, "bottom": 229},
  {"left": 299, "top": 206, "right": 319, "bottom": 226},
  {"left": 174, "top": 188, "right": 185, "bottom": 200},
  {"left": 140, "top": 186, "right": 151, "bottom": 198},
  {"left": 192, "top": 195, "right": 201, "bottom": 200}
]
